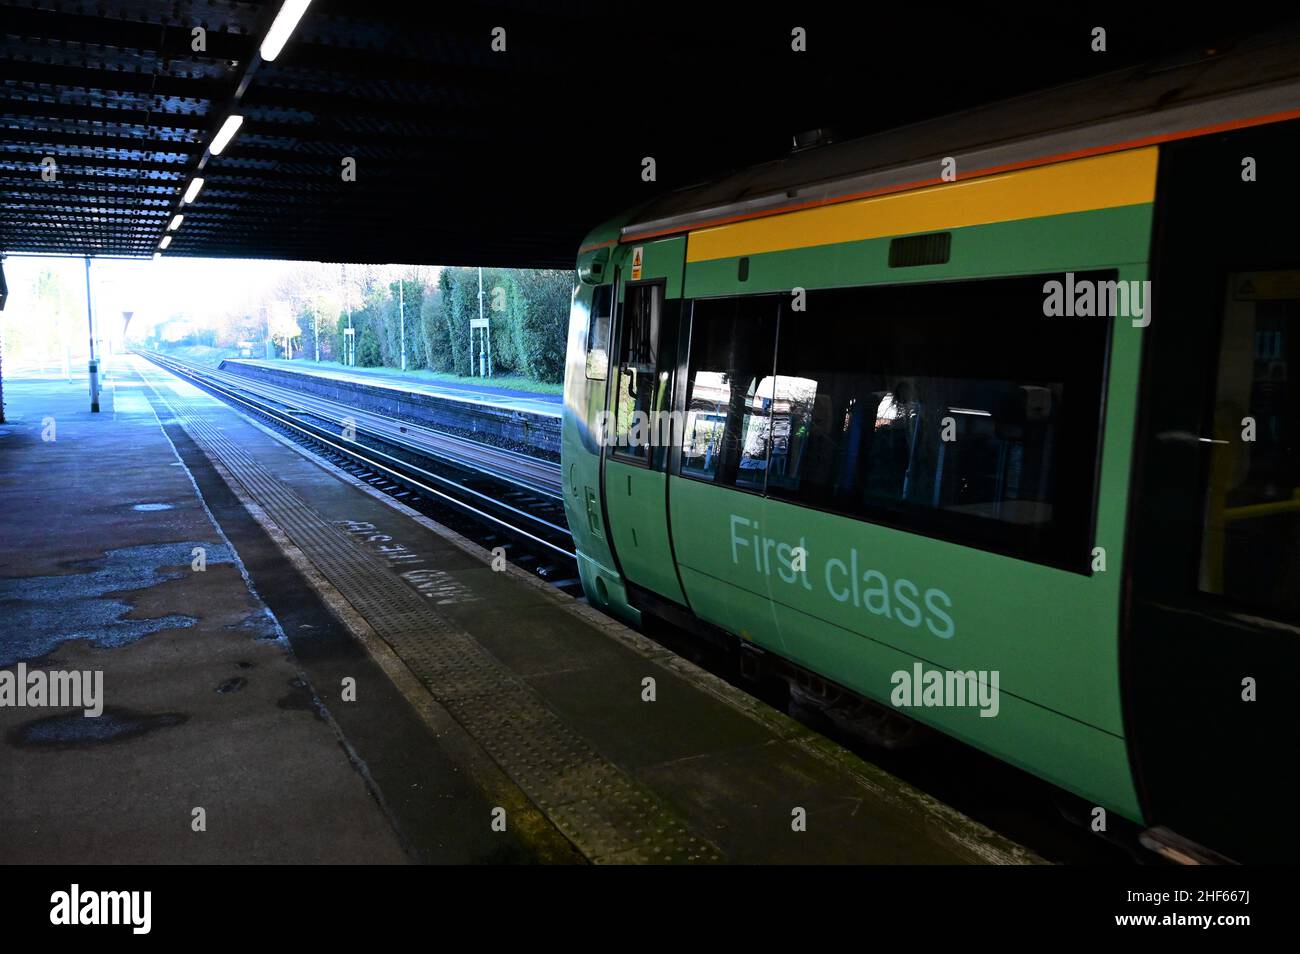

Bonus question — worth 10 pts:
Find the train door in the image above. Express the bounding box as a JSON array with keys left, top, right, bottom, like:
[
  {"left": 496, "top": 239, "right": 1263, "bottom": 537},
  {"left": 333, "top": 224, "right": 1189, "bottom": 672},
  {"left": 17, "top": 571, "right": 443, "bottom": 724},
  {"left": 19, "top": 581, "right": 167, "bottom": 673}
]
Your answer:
[
  {"left": 1128, "top": 119, "right": 1300, "bottom": 862},
  {"left": 601, "top": 238, "right": 688, "bottom": 604}
]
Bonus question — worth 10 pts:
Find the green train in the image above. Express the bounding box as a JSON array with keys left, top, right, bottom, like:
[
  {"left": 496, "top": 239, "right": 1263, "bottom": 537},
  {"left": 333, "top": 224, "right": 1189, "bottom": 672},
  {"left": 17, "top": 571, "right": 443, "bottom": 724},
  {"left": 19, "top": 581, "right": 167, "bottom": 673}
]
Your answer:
[{"left": 561, "top": 37, "right": 1300, "bottom": 863}]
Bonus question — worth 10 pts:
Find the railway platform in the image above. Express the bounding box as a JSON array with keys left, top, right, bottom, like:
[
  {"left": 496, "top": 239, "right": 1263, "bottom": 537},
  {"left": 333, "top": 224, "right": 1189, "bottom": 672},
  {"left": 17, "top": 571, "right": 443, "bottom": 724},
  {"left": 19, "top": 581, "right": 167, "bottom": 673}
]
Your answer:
[
  {"left": 0, "top": 356, "right": 1038, "bottom": 864},
  {"left": 226, "top": 359, "right": 561, "bottom": 418},
  {"left": 216, "top": 356, "right": 561, "bottom": 459}
]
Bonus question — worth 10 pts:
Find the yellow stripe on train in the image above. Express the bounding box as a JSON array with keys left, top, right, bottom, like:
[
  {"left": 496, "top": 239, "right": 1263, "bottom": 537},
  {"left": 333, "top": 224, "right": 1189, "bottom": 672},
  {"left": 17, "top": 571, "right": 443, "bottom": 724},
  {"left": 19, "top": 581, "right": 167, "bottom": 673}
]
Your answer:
[{"left": 685, "top": 146, "right": 1159, "bottom": 263}]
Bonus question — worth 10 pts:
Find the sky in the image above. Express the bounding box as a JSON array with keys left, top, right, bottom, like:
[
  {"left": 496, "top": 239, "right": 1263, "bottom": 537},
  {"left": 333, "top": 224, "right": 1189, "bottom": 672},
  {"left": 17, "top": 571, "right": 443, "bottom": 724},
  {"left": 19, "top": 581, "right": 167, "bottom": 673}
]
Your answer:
[
  {"left": 1, "top": 255, "right": 431, "bottom": 362},
  {"left": 5, "top": 255, "right": 313, "bottom": 335}
]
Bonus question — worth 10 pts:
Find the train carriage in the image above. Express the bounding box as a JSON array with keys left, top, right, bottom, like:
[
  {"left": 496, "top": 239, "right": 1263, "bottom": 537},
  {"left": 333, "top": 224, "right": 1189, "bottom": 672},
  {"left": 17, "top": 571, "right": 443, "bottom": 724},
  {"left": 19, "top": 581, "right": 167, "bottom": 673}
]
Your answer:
[{"left": 561, "top": 32, "right": 1300, "bottom": 863}]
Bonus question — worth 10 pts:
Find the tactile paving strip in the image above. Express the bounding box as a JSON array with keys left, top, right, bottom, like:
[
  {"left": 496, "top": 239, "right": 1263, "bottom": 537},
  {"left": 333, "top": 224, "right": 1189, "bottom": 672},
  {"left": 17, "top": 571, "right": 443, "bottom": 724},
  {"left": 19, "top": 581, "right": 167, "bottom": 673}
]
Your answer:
[{"left": 142, "top": 368, "right": 722, "bottom": 864}]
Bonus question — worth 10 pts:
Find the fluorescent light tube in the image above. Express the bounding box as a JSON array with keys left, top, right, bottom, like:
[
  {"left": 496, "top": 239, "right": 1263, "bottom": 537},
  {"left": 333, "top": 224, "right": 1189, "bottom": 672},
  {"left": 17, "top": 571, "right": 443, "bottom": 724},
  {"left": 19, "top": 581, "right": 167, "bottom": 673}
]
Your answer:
[
  {"left": 210, "top": 114, "right": 244, "bottom": 156},
  {"left": 261, "top": 0, "right": 313, "bottom": 62}
]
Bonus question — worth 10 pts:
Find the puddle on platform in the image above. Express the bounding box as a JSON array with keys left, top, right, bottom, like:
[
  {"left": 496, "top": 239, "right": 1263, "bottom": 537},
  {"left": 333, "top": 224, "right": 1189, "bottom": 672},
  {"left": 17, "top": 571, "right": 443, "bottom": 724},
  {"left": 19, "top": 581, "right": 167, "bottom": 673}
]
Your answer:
[
  {"left": 7, "top": 707, "right": 188, "bottom": 749},
  {"left": 215, "top": 677, "right": 247, "bottom": 694},
  {"left": 278, "top": 677, "right": 325, "bottom": 720},
  {"left": 0, "top": 541, "right": 234, "bottom": 667},
  {"left": 225, "top": 607, "right": 283, "bottom": 641}
]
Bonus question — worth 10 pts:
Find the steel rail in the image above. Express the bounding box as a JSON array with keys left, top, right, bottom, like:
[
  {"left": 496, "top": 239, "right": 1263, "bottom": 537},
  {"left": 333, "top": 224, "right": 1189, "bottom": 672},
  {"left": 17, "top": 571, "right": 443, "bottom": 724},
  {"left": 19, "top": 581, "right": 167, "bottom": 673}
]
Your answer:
[
  {"left": 209, "top": 363, "right": 560, "bottom": 493},
  {"left": 147, "top": 353, "right": 562, "bottom": 497}
]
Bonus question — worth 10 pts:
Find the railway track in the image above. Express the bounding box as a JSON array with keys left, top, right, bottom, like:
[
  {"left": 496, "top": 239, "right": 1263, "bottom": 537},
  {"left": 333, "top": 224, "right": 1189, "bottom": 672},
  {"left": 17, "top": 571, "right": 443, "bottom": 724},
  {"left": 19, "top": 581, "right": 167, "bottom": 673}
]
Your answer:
[{"left": 136, "top": 350, "right": 579, "bottom": 592}]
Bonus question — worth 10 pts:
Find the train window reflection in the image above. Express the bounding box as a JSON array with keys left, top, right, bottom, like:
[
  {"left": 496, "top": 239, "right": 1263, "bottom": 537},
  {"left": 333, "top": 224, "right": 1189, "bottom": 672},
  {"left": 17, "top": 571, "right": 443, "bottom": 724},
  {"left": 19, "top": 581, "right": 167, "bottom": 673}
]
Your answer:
[
  {"left": 585, "top": 284, "right": 612, "bottom": 381},
  {"left": 681, "top": 296, "right": 779, "bottom": 489},
  {"left": 766, "top": 273, "right": 1109, "bottom": 568},
  {"left": 611, "top": 283, "right": 663, "bottom": 461},
  {"left": 1198, "top": 270, "right": 1300, "bottom": 615}
]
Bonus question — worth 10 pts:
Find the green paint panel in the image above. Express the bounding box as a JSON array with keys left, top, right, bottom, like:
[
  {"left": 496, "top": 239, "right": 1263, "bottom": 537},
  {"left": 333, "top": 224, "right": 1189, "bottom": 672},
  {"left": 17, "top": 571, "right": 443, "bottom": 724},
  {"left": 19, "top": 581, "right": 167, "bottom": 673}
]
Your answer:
[
  {"left": 669, "top": 477, "right": 1141, "bottom": 820},
  {"left": 669, "top": 477, "right": 1114, "bottom": 725},
  {"left": 616, "top": 235, "right": 685, "bottom": 297},
  {"left": 685, "top": 204, "right": 1154, "bottom": 297},
  {"left": 605, "top": 461, "right": 686, "bottom": 603}
]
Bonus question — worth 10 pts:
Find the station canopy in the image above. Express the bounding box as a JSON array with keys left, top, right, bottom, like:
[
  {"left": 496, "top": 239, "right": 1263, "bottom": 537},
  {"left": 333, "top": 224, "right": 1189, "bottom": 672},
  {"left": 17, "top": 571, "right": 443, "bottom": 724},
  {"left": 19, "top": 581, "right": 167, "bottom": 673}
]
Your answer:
[{"left": 1, "top": 2, "right": 1292, "bottom": 267}]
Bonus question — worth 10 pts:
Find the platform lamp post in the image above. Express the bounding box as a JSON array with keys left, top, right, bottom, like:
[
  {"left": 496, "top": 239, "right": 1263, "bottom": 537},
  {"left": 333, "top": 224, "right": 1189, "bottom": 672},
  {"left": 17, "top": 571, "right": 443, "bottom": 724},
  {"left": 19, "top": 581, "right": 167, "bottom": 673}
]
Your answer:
[
  {"left": 398, "top": 277, "right": 406, "bottom": 372},
  {"left": 471, "top": 266, "right": 491, "bottom": 378},
  {"left": 340, "top": 262, "right": 354, "bottom": 366},
  {"left": 83, "top": 256, "right": 100, "bottom": 413}
]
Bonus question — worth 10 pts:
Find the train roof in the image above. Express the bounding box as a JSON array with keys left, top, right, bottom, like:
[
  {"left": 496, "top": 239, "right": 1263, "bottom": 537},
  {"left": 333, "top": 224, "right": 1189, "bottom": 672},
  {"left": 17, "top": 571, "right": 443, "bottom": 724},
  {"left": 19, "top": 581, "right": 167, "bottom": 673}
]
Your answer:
[{"left": 617, "top": 24, "right": 1300, "bottom": 245}]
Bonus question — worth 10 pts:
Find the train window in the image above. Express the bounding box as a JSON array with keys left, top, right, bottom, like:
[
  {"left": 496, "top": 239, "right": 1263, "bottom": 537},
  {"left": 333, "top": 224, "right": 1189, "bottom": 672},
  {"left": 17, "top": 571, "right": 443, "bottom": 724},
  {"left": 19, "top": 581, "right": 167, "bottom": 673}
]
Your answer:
[
  {"left": 611, "top": 283, "right": 668, "bottom": 461},
  {"left": 1197, "top": 271, "right": 1300, "bottom": 616},
  {"left": 765, "top": 273, "right": 1110, "bottom": 568},
  {"left": 585, "top": 284, "right": 613, "bottom": 380},
  {"left": 681, "top": 295, "right": 779, "bottom": 490}
]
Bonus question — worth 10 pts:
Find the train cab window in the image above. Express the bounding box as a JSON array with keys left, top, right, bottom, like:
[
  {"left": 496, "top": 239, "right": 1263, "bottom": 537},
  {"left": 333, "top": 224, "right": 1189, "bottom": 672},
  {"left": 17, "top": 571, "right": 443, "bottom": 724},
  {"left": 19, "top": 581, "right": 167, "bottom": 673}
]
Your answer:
[
  {"left": 1197, "top": 270, "right": 1300, "bottom": 616},
  {"left": 585, "top": 284, "right": 613, "bottom": 380},
  {"left": 611, "top": 283, "right": 668, "bottom": 462},
  {"left": 765, "top": 274, "right": 1110, "bottom": 568},
  {"left": 681, "top": 295, "right": 779, "bottom": 490}
]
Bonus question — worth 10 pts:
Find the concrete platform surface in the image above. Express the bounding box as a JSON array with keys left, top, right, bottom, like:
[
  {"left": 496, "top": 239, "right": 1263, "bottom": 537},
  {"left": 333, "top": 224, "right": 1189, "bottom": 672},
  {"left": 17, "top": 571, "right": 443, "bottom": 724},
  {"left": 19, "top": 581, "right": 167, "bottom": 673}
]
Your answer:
[
  {"left": 0, "top": 370, "right": 409, "bottom": 863},
  {"left": 228, "top": 359, "right": 561, "bottom": 417},
  {"left": 0, "top": 357, "right": 1039, "bottom": 865}
]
